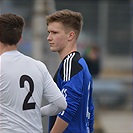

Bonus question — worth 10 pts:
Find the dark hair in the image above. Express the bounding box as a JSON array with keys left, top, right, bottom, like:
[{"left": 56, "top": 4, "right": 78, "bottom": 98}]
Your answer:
[
  {"left": 0, "top": 13, "right": 24, "bottom": 45},
  {"left": 46, "top": 9, "right": 83, "bottom": 38}
]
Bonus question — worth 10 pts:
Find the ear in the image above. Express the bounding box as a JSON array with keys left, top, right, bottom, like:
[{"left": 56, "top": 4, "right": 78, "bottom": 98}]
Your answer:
[
  {"left": 18, "top": 36, "right": 22, "bottom": 44},
  {"left": 68, "top": 31, "right": 75, "bottom": 41}
]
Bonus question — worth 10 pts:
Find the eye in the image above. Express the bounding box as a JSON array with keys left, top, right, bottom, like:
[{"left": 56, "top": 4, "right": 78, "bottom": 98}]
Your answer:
[
  {"left": 48, "top": 31, "right": 58, "bottom": 35},
  {"left": 53, "top": 31, "right": 57, "bottom": 34}
]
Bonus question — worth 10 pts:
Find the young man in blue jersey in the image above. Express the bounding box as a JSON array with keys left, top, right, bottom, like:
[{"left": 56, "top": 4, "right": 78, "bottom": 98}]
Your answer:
[{"left": 46, "top": 9, "right": 94, "bottom": 133}]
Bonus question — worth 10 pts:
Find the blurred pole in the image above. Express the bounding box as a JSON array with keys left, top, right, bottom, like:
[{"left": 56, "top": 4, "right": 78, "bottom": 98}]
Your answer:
[
  {"left": 32, "top": 0, "right": 59, "bottom": 76},
  {"left": 32, "top": 0, "right": 47, "bottom": 62},
  {"left": 131, "top": 0, "right": 133, "bottom": 53},
  {"left": 31, "top": 0, "right": 56, "bottom": 62},
  {"left": 32, "top": 0, "right": 56, "bottom": 61},
  {"left": 98, "top": 1, "right": 109, "bottom": 71}
]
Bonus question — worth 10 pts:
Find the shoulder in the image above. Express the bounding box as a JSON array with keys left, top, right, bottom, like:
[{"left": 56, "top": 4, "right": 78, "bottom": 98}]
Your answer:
[
  {"left": 63, "top": 51, "right": 81, "bottom": 61},
  {"left": 61, "top": 52, "right": 83, "bottom": 81},
  {"left": 21, "top": 53, "right": 48, "bottom": 71}
]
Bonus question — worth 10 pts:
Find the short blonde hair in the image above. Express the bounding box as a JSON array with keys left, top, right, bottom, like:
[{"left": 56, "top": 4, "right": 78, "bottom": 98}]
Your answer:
[{"left": 46, "top": 9, "right": 83, "bottom": 38}]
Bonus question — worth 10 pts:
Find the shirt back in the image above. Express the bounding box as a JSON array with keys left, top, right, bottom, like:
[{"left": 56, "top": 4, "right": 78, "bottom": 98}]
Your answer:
[{"left": 0, "top": 50, "right": 62, "bottom": 133}]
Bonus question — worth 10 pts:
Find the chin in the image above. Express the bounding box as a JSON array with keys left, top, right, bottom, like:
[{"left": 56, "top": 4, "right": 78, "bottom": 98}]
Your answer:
[{"left": 50, "top": 48, "right": 57, "bottom": 52}]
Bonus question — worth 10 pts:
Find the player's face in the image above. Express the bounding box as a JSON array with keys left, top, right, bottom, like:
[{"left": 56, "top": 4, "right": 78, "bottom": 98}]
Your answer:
[{"left": 47, "top": 22, "right": 69, "bottom": 53}]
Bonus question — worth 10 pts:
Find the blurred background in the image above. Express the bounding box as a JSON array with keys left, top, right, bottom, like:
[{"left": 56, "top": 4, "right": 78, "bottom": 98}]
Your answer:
[{"left": 0, "top": 0, "right": 132, "bottom": 132}]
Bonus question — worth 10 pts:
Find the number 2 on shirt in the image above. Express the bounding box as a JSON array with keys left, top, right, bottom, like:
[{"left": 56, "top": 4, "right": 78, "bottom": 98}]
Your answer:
[{"left": 20, "top": 75, "right": 36, "bottom": 110}]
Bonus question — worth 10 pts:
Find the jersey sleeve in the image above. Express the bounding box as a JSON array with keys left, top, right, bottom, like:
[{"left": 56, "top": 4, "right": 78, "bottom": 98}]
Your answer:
[
  {"left": 37, "top": 61, "right": 64, "bottom": 103},
  {"left": 58, "top": 67, "right": 83, "bottom": 123}
]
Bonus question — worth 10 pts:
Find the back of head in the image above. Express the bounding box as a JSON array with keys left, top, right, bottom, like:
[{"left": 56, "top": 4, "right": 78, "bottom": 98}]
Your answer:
[
  {"left": 46, "top": 9, "right": 83, "bottom": 38},
  {"left": 0, "top": 13, "right": 25, "bottom": 45}
]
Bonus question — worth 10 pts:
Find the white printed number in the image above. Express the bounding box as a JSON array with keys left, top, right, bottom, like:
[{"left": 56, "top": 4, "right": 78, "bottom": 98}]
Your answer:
[
  {"left": 20, "top": 75, "right": 36, "bottom": 110},
  {"left": 61, "top": 88, "right": 67, "bottom": 98},
  {"left": 60, "top": 88, "right": 67, "bottom": 116}
]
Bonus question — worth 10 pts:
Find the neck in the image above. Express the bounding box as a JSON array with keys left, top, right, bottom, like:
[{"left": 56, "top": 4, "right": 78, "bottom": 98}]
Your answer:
[
  {"left": 59, "top": 45, "right": 77, "bottom": 60},
  {"left": 0, "top": 42, "right": 17, "bottom": 55}
]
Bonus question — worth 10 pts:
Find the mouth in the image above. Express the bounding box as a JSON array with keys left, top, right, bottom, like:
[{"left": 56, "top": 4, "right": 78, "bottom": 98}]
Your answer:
[
  {"left": 49, "top": 41, "right": 53, "bottom": 44},
  {"left": 49, "top": 43, "right": 54, "bottom": 46}
]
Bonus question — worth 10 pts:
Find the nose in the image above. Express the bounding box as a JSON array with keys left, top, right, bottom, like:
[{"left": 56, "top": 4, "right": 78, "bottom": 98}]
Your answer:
[{"left": 47, "top": 33, "right": 52, "bottom": 41}]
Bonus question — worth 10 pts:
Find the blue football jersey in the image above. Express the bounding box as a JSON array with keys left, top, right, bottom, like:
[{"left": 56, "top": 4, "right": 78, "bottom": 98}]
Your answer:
[{"left": 49, "top": 51, "right": 94, "bottom": 133}]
